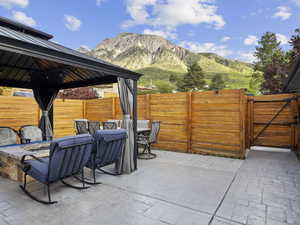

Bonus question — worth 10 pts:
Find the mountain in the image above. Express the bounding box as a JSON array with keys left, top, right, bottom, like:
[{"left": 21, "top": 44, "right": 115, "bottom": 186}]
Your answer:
[{"left": 80, "top": 33, "right": 254, "bottom": 90}]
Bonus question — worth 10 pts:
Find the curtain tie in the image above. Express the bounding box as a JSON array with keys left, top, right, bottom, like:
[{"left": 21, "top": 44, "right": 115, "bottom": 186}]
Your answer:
[
  {"left": 42, "top": 110, "right": 48, "bottom": 117},
  {"left": 124, "top": 114, "right": 130, "bottom": 119}
]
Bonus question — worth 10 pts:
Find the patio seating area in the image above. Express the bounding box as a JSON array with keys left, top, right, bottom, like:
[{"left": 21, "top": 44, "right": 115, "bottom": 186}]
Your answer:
[{"left": 0, "top": 149, "right": 299, "bottom": 225}]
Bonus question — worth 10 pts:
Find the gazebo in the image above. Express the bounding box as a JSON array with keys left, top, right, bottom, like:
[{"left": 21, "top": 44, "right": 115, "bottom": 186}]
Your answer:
[{"left": 0, "top": 17, "right": 142, "bottom": 173}]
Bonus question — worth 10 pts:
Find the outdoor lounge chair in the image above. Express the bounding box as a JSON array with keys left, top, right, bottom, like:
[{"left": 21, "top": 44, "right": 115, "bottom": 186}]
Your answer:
[
  {"left": 137, "top": 121, "right": 160, "bottom": 160},
  {"left": 19, "top": 125, "right": 43, "bottom": 144},
  {"left": 0, "top": 126, "right": 18, "bottom": 146},
  {"left": 19, "top": 134, "right": 93, "bottom": 204},
  {"left": 75, "top": 120, "right": 89, "bottom": 134},
  {"left": 85, "top": 129, "right": 127, "bottom": 184},
  {"left": 88, "top": 120, "right": 100, "bottom": 135},
  {"left": 103, "top": 121, "right": 118, "bottom": 130}
]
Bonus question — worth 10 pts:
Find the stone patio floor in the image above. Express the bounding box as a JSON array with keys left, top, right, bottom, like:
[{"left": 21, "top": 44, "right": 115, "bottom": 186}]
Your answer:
[{"left": 0, "top": 150, "right": 299, "bottom": 225}]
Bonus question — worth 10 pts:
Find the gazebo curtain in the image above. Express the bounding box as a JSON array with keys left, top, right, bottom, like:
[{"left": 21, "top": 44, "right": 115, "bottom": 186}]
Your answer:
[
  {"left": 33, "top": 88, "right": 59, "bottom": 141},
  {"left": 118, "top": 78, "right": 134, "bottom": 174}
]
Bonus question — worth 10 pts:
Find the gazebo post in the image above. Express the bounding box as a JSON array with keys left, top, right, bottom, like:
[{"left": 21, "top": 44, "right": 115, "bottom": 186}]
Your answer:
[{"left": 133, "top": 80, "right": 138, "bottom": 170}]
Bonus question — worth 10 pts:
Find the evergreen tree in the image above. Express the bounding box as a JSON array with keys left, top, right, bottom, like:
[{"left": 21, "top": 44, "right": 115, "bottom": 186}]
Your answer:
[
  {"left": 169, "top": 74, "right": 178, "bottom": 83},
  {"left": 209, "top": 74, "right": 226, "bottom": 90},
  {"left": 254, "top": 32, "right": 281, "bottom": 71},
  {"left": 254, "top": 32, "right": 289, "bottom": 94},
  {"left": 177, "top": 63, "right": 206, "bottom": 92}
]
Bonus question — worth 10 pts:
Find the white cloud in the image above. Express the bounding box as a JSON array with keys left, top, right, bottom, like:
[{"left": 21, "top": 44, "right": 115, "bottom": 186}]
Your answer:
[
  {"left": 290, "top": 0, "right": 300, "bottom": 6},
  {"left": 0, "top": 0, "right": 28, "bottom": 9},
  {"left": 64, "top": 15, "right": 81, "bottom": 31},
  {"left": 143, "top": 29, "right": 177, "bottom": 39},
  {"left": 276, "top": 33, "right": 289, "bottom": 45},
  {"left": 244, "top": 35, "right": 258, "bottom": 45},
  {"left": 123, "top": 0, "right": 225, "bottom": 30},
  {"left": 220, "top": 36, "right": 230, "bottom": 42},
  {"left": 179, "top": 41, "right": 232, "bottom": 57},
  {"left": 12, "top": 11, "right": 36, "bottom": 27},
  {"left": 237, "top": 51, "right": 257, "bottom": 63},
  {"left": 96, "top": 0, "right": 104, "bottom": 6},
  {"left": 273, "top": 6, "right": 291, "bottom": 21}
]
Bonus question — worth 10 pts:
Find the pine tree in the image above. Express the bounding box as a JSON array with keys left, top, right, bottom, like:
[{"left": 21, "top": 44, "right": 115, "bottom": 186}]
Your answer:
[
  {"left": 177, "top": 63, "right": 206, "bottom": 92},
  {"left": 209, "top": 74, "right": 226, "bottom": 90},
  {"left": 254, "top": 32, "right": 289, "bottom": 94},
  {"left": 169, "top": 74, "right": 178, "bottom": 83},
  {"left": 254, "top": 32, "right": 281, "bottom": 72}
]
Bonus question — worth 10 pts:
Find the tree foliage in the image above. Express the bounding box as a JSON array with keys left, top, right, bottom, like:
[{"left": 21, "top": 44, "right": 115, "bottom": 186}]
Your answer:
[
  {"left": 209, "top": 74, "right": 226, "bottom": 90},
  {"left": 176, "top": 63, "right": 206, "bottom": 92},
  {"left": 254, "top": 32, "right": 290, "bottom": 94},
  {"left": 289, "top": 29, "right": 300, "bottom": 62},
  {"left": 155, "top": 80, "right": 175, "bottom": 93},
  {"left": 254, "top": 32, "right": 281, "bottom": 71},
  {"left": 247, "top": 71, "right": 264, "bottom": 95},
  {"left": 169, "top": 74, "right": 178, "bottom": 83},
  {"left": 58, "top": 87, "right": 99, "bottom": 100}
]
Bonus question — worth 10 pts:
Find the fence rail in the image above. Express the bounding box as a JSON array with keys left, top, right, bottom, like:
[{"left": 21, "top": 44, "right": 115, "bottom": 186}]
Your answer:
[{"left": 0, "top": 89, "right": 299, "bottom": 159}]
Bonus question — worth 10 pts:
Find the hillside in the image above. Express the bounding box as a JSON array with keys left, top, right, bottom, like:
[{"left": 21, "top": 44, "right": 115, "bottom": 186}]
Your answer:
[{"left": 80, "top": 33, "right": 254, "bottom": 90}]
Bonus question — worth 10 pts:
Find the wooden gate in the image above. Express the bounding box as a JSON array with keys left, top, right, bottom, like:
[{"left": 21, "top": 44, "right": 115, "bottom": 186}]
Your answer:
[{"left": 247, "top": 94, "right": 298, "bottom": 149}]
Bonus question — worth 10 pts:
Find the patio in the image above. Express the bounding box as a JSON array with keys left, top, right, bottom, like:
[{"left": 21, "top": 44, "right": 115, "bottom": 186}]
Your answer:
[{"left": 0, "top": 149, "right": 299, "bottom": 225}]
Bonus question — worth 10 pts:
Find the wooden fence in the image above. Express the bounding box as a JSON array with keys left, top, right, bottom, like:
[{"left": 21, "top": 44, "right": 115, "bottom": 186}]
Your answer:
[
  {"left": 1, "top": 89, "right": 300, "bottom": 159},
  {"left": 247, "top": 94, "right": 298, "bottom": 149}
]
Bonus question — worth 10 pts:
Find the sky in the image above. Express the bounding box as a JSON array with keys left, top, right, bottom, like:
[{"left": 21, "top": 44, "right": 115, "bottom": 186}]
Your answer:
[{"left": 0, "top": 0, "right": 299, "bottom": 63}]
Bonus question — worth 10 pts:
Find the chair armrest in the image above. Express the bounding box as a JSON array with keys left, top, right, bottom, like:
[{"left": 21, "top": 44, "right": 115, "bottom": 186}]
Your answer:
[
  {"left": 20, "top": 154, "right": 45, "bottom": 164},
  {"left": 20, "top": 154, "right": 45, "bottom": 172}
]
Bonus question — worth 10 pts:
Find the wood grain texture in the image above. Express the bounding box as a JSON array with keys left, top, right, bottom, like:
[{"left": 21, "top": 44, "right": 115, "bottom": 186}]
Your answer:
[
  {"left": 53, "top": 99, "right": 84, "bottom": 138},
  {"left": 249, "top": 94, "right": 296, "bottom": 148},
  {"left": 7, "top": 90, "right": 300, "bottom": 158},
  {"left": 0, "top": 96, "right": 39, "bottom": 140}
]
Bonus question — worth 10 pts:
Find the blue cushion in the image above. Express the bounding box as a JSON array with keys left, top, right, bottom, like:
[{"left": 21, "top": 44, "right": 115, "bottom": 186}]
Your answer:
[
  {"left": 95, "top": 129, "right": 127, "bottom": 142},
  {"left": 86, "top": 129, "right": 127, "bottom": 169},
  {"left": 23, "top": 134, "right": 93, "bottom": 183},
  {"left": 25, "top": 157, "right": 49, "bottom": 183},
  {"left": 48, "top": 134, "right": 93, "bottom": 182}
]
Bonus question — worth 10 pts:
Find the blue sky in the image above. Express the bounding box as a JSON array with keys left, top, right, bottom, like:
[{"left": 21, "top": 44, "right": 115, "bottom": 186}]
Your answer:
[{"left": 0, "top": 0, "right": 299, "bottom": 63}]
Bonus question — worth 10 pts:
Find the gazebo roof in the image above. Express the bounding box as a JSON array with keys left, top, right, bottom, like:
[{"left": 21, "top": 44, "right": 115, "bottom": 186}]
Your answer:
[
  {"left": 283, "top": 55, "right": 300, "bottom": 93},
  {"left": 0, "top": 17, "right": 141, "bottom": 90}
]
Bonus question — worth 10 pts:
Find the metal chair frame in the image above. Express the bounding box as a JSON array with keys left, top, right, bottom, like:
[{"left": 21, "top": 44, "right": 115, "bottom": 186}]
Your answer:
[
  {"left": 103, "top": 121, "right": 118, "bottom": 130},
  {"left": 84, "top": 130, "right": 127, "bottom": 184},
  {"left": 19, "top": 139, "right": 93, "bottom": 204},
  {"left": 75, "top": 120, "right": 89, "bottom": 134},
  {"left": 88, "top": 120, "right": 101, "bottom": 135},
  {"left": 137, "top": 121, "right": 160, "bottom": 160}
]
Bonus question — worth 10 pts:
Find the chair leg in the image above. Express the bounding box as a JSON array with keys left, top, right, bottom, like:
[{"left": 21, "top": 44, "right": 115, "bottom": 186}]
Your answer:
[
  {"left": 19, "top": 174, "right": 58, "bottom": 205},
  {"left": 96, "top": 166, "right": 121, "bottom": 176},
  {"left": 137, "top": 144, "right": 157, "bottom": 160},
  {"left": 148, "top": 144, "right": 157, "bottom": 159},
  {"left": 61, "top": 176, "right": 90, "bottom": 190},
  {"left": 82, "top": 169, "right": 85, "bottom": 189},
  {"left": 74, "top": 168, "right": 101, "bottom": 185}
]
